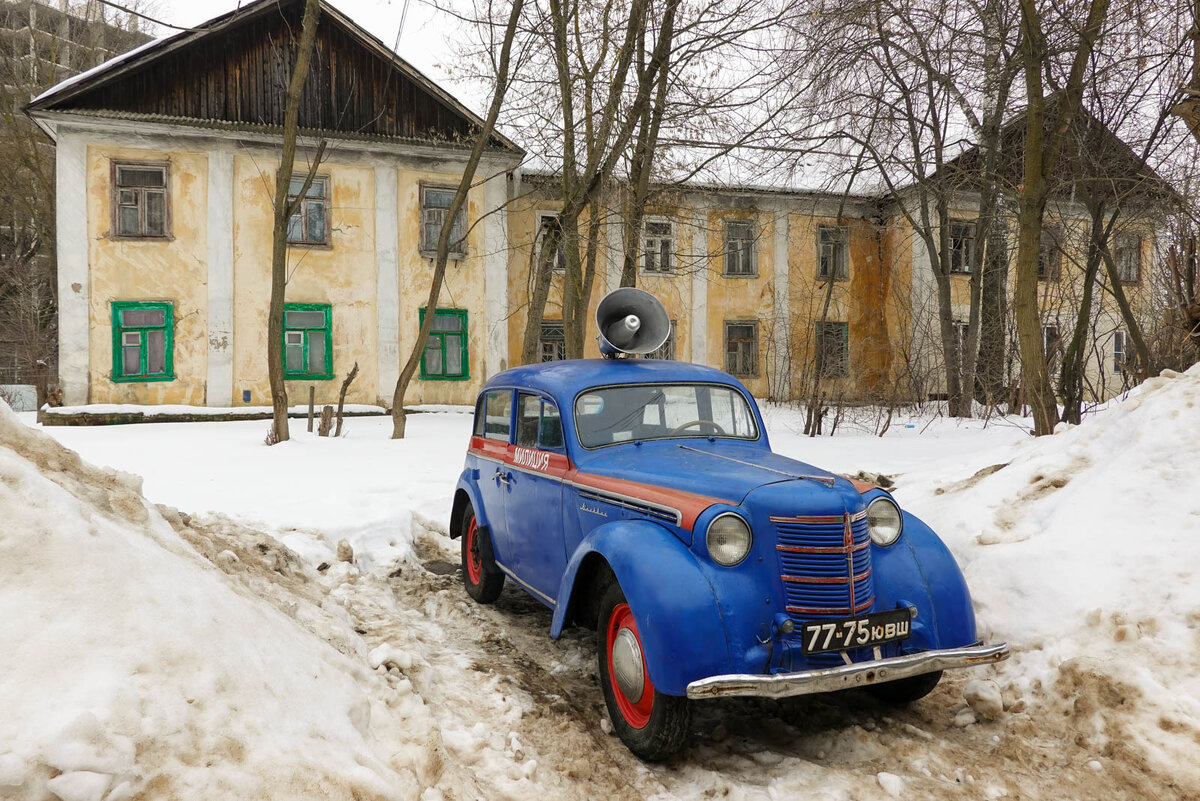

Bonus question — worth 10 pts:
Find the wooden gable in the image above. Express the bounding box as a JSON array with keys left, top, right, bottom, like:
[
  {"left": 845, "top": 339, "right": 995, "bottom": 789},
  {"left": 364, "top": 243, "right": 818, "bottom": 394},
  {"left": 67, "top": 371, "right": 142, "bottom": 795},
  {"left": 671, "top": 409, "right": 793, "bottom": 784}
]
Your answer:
[{"left": 29, "top": 0, "right": 518, "bottom": 151}]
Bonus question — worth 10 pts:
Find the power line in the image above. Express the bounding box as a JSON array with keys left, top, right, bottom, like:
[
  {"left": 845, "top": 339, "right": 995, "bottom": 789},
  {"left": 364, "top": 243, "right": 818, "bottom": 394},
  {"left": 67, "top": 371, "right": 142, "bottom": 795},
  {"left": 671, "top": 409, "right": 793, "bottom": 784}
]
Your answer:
[{"left": 90, "top": 0, "right": 212, "bottom": 33}]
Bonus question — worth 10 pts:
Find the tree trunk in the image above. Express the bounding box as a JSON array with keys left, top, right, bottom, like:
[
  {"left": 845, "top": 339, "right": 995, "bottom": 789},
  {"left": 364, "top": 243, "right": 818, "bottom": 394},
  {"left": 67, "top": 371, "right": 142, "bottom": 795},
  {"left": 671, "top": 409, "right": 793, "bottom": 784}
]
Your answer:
[
  {"left": 1014, "top": 0, "right": 1110, "bottom": 435},
  {"left": 1060, "top": 201, "right": 1106, "bottom": 424},
  {"left": 267, "top": 0, "right": 323, "bottom": 445},
  {"left": 391, "top": 0, "right": 525, "bottom": 438},
  {"left": 521, "top": 220, "right": 562, "bottom": 365}
]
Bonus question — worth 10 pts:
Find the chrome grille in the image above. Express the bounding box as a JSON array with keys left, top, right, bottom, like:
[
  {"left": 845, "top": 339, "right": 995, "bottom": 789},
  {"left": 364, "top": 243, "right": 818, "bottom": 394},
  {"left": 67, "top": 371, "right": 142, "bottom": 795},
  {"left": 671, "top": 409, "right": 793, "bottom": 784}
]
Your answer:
[{"left": 772, "top": 509, "right": 873, "bottom": 622}]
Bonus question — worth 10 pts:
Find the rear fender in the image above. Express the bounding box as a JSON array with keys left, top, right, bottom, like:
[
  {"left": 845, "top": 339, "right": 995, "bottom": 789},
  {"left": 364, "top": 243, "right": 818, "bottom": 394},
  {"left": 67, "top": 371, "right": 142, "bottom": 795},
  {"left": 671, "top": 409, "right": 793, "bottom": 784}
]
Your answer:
[
  {"left": 551, "top": 519, "right": 731, "bottom": 696},
  {"left": 449, "top": 475, "right": 490, "bottom": 539}
]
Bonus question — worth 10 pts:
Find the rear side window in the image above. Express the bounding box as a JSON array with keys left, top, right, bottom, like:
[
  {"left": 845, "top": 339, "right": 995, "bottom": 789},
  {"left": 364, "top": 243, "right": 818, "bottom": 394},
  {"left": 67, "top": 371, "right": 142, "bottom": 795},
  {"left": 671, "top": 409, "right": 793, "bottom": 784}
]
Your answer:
[
  {"left": 516, "top": 393, "right": 565, "bottom": 450},
  {"left": 475, "top": 390, "right": 512, "bottom": 441}
]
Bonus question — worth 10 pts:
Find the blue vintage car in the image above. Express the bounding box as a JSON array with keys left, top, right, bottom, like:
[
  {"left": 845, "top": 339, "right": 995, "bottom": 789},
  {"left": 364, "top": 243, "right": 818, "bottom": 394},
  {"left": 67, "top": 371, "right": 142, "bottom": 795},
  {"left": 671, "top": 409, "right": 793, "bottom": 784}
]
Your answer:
[{"left": 449, "top": 293, "right": 1007, "bottom": 760}]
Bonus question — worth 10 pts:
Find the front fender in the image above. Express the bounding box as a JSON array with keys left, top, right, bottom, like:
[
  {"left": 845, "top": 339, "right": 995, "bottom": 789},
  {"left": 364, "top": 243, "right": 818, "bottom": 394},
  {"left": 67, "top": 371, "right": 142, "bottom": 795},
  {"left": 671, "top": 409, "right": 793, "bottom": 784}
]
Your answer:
[
  {"left": 871, "top": 508, "right": 978, "bottom": 650},
  {"left": 551, "top": 519, "right": 731, "bottom": 696}
]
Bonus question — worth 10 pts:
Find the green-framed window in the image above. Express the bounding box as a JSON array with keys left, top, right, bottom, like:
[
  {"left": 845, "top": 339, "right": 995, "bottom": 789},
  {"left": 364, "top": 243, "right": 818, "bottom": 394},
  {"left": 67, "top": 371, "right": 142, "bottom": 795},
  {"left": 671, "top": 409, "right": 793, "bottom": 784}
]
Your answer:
[
  {"left": 419, "top": 308, "right": 469, "bottom": 380},
  {"left": 112, "top": 301, "right": 174, "bottom": 382},
  {"left": 283, "top": 303, "right": 333, "bottom": 380}
]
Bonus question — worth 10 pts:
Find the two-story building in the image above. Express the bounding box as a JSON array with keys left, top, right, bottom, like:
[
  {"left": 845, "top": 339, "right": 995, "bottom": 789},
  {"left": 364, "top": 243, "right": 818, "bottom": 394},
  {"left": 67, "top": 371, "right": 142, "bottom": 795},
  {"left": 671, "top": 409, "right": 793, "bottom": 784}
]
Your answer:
[{"left": 28, "top": 0, "right": 1169, "bottom": 410}]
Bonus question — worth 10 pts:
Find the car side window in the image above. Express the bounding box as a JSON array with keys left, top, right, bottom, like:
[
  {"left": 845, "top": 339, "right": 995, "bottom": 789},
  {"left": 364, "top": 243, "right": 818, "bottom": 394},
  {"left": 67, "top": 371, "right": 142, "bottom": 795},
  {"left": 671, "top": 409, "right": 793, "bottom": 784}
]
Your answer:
[
  {"left": 516, "top": 394, "right": 565, "bottom": 451},
  {"left": 516, "top": 393, "right": 541, "bottom": 447},
  {"left": 480, "top": 390, "right": 512, "bottom": 442},
  {"left": 539, "top": 400, "right": 564, "bottom": 449}
]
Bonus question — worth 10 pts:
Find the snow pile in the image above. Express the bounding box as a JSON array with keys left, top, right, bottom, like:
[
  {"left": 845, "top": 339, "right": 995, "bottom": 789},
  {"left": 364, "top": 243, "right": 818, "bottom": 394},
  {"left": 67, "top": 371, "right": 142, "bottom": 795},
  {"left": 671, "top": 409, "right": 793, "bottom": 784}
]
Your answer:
[
  {"left": 0, "top": 400, "right": 435, "bottom": 800},
  {"left": 900, "top": 366, "right": 1200, "bottom": 779},
  {"left": 37, "top": 415, "right": 472, "bottom": 573}
]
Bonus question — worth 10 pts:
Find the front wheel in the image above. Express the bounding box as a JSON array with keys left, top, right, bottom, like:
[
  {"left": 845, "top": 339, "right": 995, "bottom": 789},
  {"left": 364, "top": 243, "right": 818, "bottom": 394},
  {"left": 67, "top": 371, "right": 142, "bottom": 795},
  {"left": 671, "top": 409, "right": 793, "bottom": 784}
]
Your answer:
[
  {"left": 597, "top": 581, "right": 690, "bottom": 761},
  {"left": 867, "top": 670, "right": 943, "bottom": 704},
  {"left": 460, "top": 505, "right": 504, "bottom": 603}
]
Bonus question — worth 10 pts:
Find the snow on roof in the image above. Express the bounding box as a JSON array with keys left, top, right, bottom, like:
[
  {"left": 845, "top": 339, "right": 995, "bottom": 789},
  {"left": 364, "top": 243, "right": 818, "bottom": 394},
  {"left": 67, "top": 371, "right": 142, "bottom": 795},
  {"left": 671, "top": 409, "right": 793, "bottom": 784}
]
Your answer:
[{"left": 29, "top": 32, "right": 175, "bottom": 107}]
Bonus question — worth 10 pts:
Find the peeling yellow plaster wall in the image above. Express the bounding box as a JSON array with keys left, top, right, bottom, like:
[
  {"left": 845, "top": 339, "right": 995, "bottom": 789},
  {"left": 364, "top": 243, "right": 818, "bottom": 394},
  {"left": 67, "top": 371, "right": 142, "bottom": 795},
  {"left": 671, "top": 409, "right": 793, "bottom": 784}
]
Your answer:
[
  {"left": 505, "top": 198, "right": 612, "bottom": 366},
  {"left": 87, "top": 145, "right": 208, "bottom": 405},
  {"left": 396, "top": 168, "right": 491, "bottom": 405},
  {"left": 704, "top": 209, "right": 775, "bottom": 397},
  {"left": 231, "top": 156, "right": 378, "bottom": 407}
]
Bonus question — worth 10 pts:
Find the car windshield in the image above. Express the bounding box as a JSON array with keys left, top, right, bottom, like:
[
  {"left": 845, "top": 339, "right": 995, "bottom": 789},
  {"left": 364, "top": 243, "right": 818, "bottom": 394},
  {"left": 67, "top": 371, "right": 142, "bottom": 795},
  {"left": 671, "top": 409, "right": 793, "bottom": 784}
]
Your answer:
[{"left": 574, "top": 383, "right": 759, "bottom": 448}]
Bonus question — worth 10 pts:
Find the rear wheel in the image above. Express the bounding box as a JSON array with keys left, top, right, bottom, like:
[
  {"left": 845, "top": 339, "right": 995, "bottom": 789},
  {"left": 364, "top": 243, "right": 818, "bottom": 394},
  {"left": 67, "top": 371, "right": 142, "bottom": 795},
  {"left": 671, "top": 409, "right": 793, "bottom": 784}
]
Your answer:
[
  {"left": 597, "top": 581, "right": 690, "bottom": 761},
  {"left": 867, "top": 670, "right": 943, "bottom": 704},
  {"left": 460, "top": 505, "right": 504, "bottom": 603}
]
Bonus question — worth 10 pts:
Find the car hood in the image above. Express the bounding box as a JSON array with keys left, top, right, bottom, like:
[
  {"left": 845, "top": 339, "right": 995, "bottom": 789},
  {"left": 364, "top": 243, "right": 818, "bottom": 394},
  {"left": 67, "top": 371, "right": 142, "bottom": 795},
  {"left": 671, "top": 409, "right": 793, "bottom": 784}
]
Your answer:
[{"left": 572, "top": 438, "right": 862, "bottom": 508}]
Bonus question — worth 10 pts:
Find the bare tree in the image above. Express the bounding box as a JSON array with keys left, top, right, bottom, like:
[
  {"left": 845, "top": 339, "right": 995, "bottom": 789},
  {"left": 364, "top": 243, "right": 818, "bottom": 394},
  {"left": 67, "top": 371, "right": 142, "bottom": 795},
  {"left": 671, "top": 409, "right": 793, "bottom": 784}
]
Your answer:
[
  {"left": 267, "top": 0, "right": 325, "bottom": 444},
  {"left": 1012, "top": 0, "right": 1111, "bottom": 435},
  {"left": 390, "top": 0, "right": 527, "bottom": 439}
]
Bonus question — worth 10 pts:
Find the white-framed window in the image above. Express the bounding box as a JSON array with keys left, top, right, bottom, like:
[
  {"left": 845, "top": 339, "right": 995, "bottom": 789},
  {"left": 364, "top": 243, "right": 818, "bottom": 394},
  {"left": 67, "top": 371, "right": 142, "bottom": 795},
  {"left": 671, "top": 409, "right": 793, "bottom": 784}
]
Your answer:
[
  {"left": 536, "top": 213, "right": 567, "bottom": 273},
  {"left": 646, "top": 320, "right": 676, "bottom": 360},
  {"left": 112, "top": 161, "right": 170, "bottom": 238},
  {"left": 815, "top": 321, "right": 849, "bottom": 378},
  {"left": 539, "top": 321, "right": 565, "bottom": 362},
  {"left": 723, "top": 220, "right": 757, "bottom": 276},
  {"left": 286, "top": 174, "right": 330, "bottom": 246},
  {"left": 420, "top": 184, "right": 467, "bottom": 256},
  {"left": 642, "top": 218, "right": 673, "bottom": 273},
  {"left": 1112, "top": 330, "right": 1128, "bottom": 374},
  {"left": 949, "top": 220, "right": 975, "bottom": 274},
  {"left": 1114, "top": 235, "right": 1141, "bottom": 283},
  {"left": 817, "top": 225, "right": 849, "bottom": 280},
  {"left": 724, "top": 320, "right": 758, "bottom": 375}
]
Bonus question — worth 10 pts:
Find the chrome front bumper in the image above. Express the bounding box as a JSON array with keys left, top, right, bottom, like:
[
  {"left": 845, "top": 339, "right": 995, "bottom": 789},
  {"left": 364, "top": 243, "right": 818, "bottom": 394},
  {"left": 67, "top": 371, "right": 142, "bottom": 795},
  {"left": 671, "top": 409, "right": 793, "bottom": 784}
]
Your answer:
[{"left": 685, "top": 642, "right": 1010, "bottom": 700}]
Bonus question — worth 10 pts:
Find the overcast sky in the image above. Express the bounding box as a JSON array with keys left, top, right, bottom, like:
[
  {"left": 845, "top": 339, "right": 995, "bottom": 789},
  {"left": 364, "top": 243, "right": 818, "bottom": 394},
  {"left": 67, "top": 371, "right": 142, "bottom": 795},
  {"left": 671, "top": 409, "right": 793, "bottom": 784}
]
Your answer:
[{"left": 148, "top": 0, "right": 464, "bottom": 100}]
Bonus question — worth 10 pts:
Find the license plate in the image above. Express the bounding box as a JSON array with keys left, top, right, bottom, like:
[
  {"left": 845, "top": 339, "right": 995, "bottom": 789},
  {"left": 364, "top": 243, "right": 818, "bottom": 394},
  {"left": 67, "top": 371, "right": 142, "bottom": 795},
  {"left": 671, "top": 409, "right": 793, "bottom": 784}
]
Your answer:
[{"left": 801, "top": 609, "right": 912, "bottom": 655}]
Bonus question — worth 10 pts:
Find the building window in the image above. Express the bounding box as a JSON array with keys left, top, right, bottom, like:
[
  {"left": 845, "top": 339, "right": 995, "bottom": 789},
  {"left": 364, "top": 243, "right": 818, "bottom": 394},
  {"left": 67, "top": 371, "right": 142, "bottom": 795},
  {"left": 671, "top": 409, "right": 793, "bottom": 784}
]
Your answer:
[
  {"left": 1112, "top": 330, "right": 1127, "bottom": 374},
  {"left": 537, "top": 214, "right": 567, "bottom": 273},
  {"left": 539, "top": 321, "right": 565, "bottom": 362},
  {"left": 646, "top": 320, "right": 677, "bottom": 360},
  {"left": 419, "top": 308, "right": 469, "bottom": 380},
  {"left": 954, "top": 321, "right": 969, "bottom": 354},
  {"left": 420, "top": 184, "right": 467, "bottom": 257},
  {"left": 283, "top": 303, "right": 333, "bottom": 380},
  {"left": 817, "top": 225, "right": 849, "bottom": 280},
  {"left": 1043, "top": 324, "right": 1060, "bottom": 368},
  {"left": 286, "top": 174, "right": 330, "bottom": 246},
  {"left": 949, "top": 221, "right": 976, "bottom": 274},
  {"left": 815, "top": 321, "right": 849, "bottom": 378},
  {"left": 1038, "top": 228, "right": 1062, "bottom": 280},
  {"left": 643, "top": 219, "right": 673, "bottom": 273},
  {"left": 724, "top": 321, "right": 758, "bottom": 376},
  {"left": 111, "top": 301, "right": 173, "bottom": 382},
  {"left": 112, "top": 162, "right": 169, "bottom": 238},
  {"left": 1114, "top": 235, "right": 1141, "bottom": 283},
  {"left": 724, "top": 220, "right": 756, "bottom": 276}
]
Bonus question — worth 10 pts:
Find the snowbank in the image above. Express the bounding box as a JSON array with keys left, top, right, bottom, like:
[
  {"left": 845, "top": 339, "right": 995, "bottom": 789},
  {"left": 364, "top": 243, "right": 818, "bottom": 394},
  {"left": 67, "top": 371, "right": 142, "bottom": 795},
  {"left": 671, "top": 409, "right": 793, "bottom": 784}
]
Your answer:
[
  {"left": 0, "top": 401, "right": 431, "bottom": 800},
  {"left": 899, "top": 366, "right": 1200, "bottom": 780}
]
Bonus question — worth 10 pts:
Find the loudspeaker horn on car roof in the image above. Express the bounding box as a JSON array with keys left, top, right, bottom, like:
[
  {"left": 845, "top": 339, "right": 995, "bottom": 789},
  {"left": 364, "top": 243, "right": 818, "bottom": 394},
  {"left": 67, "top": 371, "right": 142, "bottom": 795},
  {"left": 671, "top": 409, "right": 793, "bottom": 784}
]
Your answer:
[{"left": 595, "top": 287, "right": 672, "bottom": 358}]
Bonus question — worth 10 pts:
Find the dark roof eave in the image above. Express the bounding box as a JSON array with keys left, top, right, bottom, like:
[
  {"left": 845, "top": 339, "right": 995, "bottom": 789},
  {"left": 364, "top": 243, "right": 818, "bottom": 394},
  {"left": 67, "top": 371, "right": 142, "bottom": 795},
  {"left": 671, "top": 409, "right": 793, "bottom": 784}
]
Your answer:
[
  {"left": 32, "top": 108, "right": 525, "bottom": 157},
  {"left": 26, "top": 0, "right": 523, "bottom": 155}
]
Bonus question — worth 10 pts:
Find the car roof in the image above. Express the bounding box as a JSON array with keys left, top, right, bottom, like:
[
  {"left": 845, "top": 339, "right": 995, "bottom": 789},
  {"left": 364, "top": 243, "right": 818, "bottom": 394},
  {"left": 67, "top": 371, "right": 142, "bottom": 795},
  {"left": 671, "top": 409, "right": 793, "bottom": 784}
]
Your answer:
[{"left": 481, "top": 359, "right": 749, "bottom": 401}]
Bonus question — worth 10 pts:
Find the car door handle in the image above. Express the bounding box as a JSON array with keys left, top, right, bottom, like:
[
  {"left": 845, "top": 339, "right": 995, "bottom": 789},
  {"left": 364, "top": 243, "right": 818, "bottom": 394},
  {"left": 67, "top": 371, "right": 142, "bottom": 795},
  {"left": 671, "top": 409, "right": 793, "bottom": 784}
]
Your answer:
[{"left": 493, "top": 469, "right": 511, "bottom": 486}]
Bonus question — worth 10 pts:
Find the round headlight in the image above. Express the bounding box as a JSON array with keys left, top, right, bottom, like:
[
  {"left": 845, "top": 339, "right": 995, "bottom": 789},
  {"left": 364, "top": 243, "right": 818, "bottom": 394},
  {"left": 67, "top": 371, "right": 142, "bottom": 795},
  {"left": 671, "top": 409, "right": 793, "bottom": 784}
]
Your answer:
[
  {"left": 867, "top": 496, "right": 903, "bottom": 546},
  {"left": 706, "top": 513, "right": 753, "bottom": 566}
]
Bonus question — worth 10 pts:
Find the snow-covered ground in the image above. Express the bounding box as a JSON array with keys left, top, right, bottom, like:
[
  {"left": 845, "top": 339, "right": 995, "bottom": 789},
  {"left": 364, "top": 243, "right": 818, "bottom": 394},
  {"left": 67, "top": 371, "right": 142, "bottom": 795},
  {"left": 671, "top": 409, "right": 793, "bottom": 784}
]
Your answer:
[{"left": 5, "top": 370, "right": 1200, "bottom": 799}]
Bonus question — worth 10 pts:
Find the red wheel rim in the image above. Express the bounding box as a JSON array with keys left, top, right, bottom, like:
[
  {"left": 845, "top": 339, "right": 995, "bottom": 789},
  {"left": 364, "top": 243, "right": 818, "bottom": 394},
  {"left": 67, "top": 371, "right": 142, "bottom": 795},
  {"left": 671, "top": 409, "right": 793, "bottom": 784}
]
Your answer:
[
  {"left": 465, "top": 516, "right": 483, "bottom": 585},
  {"left": 606, "top": 602, "right": 654, "bottom": 729}
]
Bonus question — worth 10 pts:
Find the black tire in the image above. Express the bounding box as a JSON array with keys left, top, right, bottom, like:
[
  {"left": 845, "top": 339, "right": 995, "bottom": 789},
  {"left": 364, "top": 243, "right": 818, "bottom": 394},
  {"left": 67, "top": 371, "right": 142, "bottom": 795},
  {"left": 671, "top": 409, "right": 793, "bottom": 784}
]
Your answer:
[
  {"left": 597, "top": 580, "right": 690, "bottom": 761},
  {"left": 866, "top": 670, "right": 943, "bottom": 705},
  {"left": 460, "top": 504, "right": 504, "bottom": 604}
]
